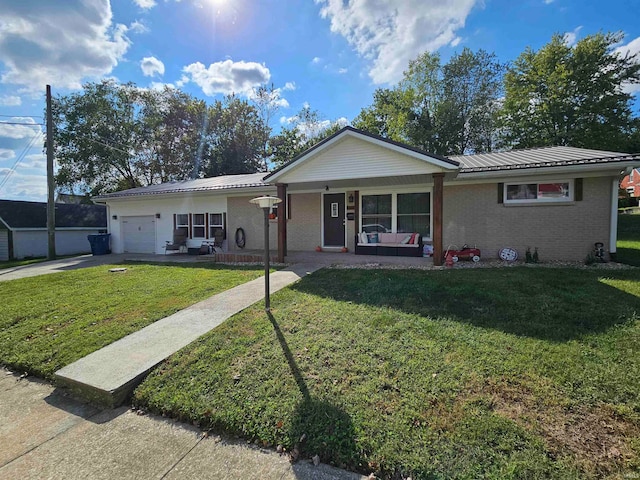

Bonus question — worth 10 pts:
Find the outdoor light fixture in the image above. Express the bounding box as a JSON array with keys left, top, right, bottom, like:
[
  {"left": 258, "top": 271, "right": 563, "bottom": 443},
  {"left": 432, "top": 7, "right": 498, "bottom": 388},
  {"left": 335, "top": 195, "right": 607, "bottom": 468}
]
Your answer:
[
  {"left": 249, "top": 195, "right": 282, "bottom": 312},
  {"left": 112, "top": 215, "right": 118, "bottom": 220},
  {"left": 155, "top": 213, "right": 161, "bottom": 219},
  {"left": 348, "top": 193, "right": 354, "bottom": 204}
]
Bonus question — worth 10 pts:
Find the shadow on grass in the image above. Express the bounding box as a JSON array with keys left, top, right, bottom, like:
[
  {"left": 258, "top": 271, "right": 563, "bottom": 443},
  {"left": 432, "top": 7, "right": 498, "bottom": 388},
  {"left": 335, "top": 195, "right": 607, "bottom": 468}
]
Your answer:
[
  {"left": 289, "top": 267, "right": 640, "bottom": 342},
  {"left": 267, "top": 312, "right": 359, "bottom": 470}
]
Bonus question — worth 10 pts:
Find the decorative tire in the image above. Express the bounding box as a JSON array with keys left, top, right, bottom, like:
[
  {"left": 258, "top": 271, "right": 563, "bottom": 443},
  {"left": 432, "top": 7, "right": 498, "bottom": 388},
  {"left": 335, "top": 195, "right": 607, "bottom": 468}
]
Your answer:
[
  {"left": 452, "top": 256, "right": 459, "bottom": 262},
  {"left": 235, "top": 227, "right": 246, "bottom": 249},
  {"left": 472, "top": 255, "right": 481, "bottom": 263}
]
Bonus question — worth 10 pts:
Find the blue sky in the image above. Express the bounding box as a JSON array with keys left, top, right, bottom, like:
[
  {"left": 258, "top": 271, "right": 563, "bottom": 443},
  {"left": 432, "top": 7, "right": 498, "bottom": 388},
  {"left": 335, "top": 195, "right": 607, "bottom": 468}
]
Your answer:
[{"left": 0, "top": 0, "right": 639, "bottom": 201}]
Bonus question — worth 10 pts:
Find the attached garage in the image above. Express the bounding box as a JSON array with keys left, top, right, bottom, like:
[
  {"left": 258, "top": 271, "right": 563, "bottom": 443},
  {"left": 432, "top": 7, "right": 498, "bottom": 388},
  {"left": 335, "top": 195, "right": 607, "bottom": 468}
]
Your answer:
[{"left": 121, "top": 216, "right": 156, "bottom": 253}]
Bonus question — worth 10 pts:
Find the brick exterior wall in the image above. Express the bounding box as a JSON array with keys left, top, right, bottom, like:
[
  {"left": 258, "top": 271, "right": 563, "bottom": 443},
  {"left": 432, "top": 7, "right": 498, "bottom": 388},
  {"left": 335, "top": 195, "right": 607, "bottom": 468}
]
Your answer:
[
  {"left": 227, "top": 195, "right": 278, "bottom": 252},
  {"left": 443, "top": 177, "right": 613, "bottom": 261},
  {"left": 287, "top": 193, "right": 321, "bottom": 251}
]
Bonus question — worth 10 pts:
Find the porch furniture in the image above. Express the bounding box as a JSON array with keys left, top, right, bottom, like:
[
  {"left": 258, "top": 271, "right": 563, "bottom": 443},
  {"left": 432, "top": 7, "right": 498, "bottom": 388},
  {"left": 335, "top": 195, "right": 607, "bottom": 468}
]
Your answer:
[
  {"left": 212, "top": 228, "right": 225, "bottom": 252},
  {"left": 164, "top": 229, "right": 188, "bottom": 254},
  {"left": 355, "top": 232, "right": 423, "bottom": 257}
]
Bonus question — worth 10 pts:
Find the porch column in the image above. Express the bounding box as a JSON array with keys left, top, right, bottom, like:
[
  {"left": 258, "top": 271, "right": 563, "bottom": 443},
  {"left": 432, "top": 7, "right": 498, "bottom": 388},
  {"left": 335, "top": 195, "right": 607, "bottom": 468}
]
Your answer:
[
  {"left": 433, "top": 173, "right": 444, "bottom": 266},
  {"left": 277, "top": 183, "right": 287, "bottom": 263}
]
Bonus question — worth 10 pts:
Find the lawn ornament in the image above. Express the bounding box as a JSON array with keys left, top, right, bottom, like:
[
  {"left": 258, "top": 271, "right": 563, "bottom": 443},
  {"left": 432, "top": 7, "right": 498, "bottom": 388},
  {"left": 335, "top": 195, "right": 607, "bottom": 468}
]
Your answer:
[
  {"left": 498, "top": 247, "right": 518, "bottom": 262},
  {"left": 594, "top": 242, "right": 606, "bottom": 262}
]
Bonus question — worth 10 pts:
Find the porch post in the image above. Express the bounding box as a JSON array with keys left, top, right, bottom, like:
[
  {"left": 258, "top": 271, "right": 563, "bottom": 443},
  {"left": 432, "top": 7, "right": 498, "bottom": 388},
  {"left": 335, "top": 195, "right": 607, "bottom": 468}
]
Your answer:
[
  {"left": 277, "top": 183, "right": 287, "bottom": 263},
  {"left": 433, "top": 173, "right": 444, "bottom": 266}
]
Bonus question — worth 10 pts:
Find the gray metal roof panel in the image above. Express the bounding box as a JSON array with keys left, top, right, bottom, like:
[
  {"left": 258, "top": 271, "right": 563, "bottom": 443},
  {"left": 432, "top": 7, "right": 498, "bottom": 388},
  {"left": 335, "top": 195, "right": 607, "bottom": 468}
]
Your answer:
[
  {"left": 450, "top": 146, "right": 638, "bottom": 172},
  {"left": 94, "top": 173, "right": 270, "bottom": 199}
]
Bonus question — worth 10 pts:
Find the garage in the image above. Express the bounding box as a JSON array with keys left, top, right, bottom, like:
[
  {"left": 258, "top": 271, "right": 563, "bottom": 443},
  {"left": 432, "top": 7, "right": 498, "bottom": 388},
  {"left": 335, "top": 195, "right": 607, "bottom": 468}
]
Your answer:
[
  {"left": 122, "top": 216, "right": 156, "bottom": 253},
  {"left": 0, "top": 229, "right": 8, "bottom": 261}
]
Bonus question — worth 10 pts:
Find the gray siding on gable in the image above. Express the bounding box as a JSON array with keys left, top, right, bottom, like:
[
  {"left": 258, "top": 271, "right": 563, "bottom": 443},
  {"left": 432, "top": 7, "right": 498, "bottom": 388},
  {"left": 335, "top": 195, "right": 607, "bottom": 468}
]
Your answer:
[{"left": 0, "top": 230, "right": 8, "bottom": 261}]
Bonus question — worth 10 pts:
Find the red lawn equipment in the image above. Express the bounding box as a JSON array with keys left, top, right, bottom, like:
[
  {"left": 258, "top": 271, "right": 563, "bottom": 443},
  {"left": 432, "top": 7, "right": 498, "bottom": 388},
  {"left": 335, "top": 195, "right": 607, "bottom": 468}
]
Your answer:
[{"left": 444, "top": 244, "right": 481, "bottom": 263}]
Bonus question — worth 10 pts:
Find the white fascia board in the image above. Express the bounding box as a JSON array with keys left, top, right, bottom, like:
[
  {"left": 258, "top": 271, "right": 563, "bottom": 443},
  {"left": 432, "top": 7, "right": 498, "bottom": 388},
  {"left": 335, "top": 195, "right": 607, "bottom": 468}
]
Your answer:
[
  {"left": 266, "top": 130, "right": 458, "bottom": 183},
  {"left": 455, "top": 161, "right": 640, "bottom": 182},
  {"left": 98, "top": 185, "right": 272, "bottom": 203},
  {"left": 0, "top": 217, "right": 10, "bottom": 230},
  {"left": 12, "top": 227, "right": 105, "bottom": 232}
]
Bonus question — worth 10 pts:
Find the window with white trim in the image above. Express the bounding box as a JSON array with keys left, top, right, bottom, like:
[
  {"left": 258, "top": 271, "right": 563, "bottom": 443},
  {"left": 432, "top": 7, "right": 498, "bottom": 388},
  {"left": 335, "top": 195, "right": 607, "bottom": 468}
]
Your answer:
[
  {"left": 209, "top": 213, "right": 223, "bottom": 237},
  {"left": 176, "top": 213, "right": 189, "bottom": 235},
  {"left": 192, "top": 213, "right": 205, "bottom": 238},
  {"left": 361, "top": 191, "right": 431, "bottom": 236},
  {"left": 504, "top": 180, "right": 573, "bottom": 204}
]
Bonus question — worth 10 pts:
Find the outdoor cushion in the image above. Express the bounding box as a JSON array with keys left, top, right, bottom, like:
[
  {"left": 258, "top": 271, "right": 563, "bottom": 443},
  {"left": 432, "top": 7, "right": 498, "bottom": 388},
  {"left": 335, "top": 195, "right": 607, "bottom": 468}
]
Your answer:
[
  {"left": 368, "top": 233, "right": 379, "bottom": 243},
  {"left": 360, "top": 232, "right": 368, "bottom": 243},
  {"left": 400, "top": 235, "right": 412, "bottom": 244},
  {"left": 379, "top": 233, "right": 397, "bottom": 243}
]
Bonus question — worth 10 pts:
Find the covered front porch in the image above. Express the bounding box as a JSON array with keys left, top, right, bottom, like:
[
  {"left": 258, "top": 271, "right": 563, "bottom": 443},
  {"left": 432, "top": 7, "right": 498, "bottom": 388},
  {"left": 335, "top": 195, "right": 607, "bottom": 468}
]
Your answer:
[{"left": 263, "top": 127, "right": 460, "bottom": 267}]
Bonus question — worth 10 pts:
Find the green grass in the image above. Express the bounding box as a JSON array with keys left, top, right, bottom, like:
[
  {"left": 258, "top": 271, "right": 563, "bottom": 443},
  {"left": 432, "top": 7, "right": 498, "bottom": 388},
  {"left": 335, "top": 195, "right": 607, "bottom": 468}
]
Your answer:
[
  {"left": 0, "top": 262, "right": 266, "bottom": 379},
  {"left": 617, "top": 214, "right": 640, "bottom": 266},
  {"left": 134, "top": 267, "right": 640, "bottom": 479}
]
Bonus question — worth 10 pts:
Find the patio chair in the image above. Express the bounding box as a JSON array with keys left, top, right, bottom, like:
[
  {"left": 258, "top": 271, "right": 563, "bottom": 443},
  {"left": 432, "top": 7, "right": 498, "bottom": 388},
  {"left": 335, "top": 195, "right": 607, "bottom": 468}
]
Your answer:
[
  {"left": 164, "top": 229, "right": 188, "bottom": 254},
  {"left": 210, "top": 228, "right": 225, "bottom": 253}
]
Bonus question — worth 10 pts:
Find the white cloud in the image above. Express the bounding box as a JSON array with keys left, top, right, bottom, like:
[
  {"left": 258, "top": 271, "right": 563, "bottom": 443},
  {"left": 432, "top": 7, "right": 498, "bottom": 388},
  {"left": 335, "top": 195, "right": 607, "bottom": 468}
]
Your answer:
[
  {"left": 182, "top": 60, "right": 271, "bottom": 96},
  {"left": 175, "top": 74, "right": 190, "bottom": 87},
  {"left": 283, "top": 81, "right": 296, "bottom": 91},
  {"left": 315, "top": 0, "right": 478, "bottom": 84},
  {"left": 21, "top": 153, "right": 45, "bottom": 170},
  {"left": 150, "top": 81, "right": 175, "bottom": 90},
  {"left": 0, "top": 0, "right": 131, "bottom": 92},
  {"left": 133, "top": 0, "right": 157, "bottom": 9},
  {"left": 141, "top": 56, "right": 165, "bottom": 77},
  {"left": 0, "top": 117, "right": 43, "bottom": 156},
  {"left": 311, "top": 57, "right": 322, "bottom": 64},
  {"left": 450, "top": 37, "right": 462, "bottom": 47},
  {"left": 0, "top": 148, "right": 14, "bottom": 160},
  {"left": 563, "top": 26, "right": 582, "bottom": 47},
  {"left": 614, "top": 36, "right": 640, "bottom": 94},
  {"left": 338, "top": 68, "right": 348, "bottom": 74},
  {"left": 544, "top": 0, "right": 554, "bottom": 4},
  {"left": 0, "top": 95, "right": 21, "bottom": 106},
  {"left": 0, "top": 170, "right": 47, "bottom": 201},
  {"left": 129, "top": 20, "right": 149, "bottom": 34}
]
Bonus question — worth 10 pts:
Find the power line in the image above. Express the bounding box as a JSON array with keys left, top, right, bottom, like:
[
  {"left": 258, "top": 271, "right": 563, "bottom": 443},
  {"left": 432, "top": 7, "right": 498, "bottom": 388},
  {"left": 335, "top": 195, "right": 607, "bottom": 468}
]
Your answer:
[
  {"left": 0, "top": 130, "right": 42, "bottom": 192},
  {"left": 0, "top": 114, "right": 44, "bottom": 119},
  {"left": 0, "top": 121, "right": 44, "bottom": 126}
]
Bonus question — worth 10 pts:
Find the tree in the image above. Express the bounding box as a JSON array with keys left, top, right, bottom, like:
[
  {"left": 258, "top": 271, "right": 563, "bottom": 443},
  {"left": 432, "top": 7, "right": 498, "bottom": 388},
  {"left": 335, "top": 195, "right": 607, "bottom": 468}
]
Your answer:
[
  {"left": 353, "top": 49, "right": 504, "bottom": 155},
  {"left": 201, "top": 95, "right": 268, "bottom": 177},
  {"left": 269, "top": 105, "right": 346, "bottom": 167},
  {"left": 500, "top": 32, "right": 640, "bottom": 150},
  {"left": 53, "top": 80, "right": 142, "bottom": 195}
]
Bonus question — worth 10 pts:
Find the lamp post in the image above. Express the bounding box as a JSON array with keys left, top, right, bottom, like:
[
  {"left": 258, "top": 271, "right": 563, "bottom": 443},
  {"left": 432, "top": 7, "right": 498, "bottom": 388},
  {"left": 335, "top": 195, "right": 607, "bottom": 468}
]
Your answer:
[{"left": 250, "top": 195, "right": 282, "bottom": 312}]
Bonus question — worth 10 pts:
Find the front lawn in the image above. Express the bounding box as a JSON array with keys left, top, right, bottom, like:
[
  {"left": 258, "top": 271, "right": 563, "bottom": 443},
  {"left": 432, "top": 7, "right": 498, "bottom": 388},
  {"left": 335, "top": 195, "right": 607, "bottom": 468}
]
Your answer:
[
  {"left": 617, "top": 213, "right": 640, "bottom": 266},
  {"left": 134, "top": 267, "right": 640, "bottom": 479},
  {"left": 0, "top": 262, "right": 266, "bottom": 379}
]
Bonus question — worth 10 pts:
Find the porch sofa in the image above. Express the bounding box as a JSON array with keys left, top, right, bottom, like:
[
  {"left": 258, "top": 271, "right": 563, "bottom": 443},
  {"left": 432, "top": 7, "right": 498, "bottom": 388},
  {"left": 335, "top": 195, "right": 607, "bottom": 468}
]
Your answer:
[{"left": 355, "top": 232, "right": 423, "bottom": 257}]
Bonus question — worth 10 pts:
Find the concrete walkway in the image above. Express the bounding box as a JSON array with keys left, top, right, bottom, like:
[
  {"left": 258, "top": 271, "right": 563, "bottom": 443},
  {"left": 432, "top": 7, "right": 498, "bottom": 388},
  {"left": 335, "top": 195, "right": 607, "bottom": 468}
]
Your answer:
[
  {"left": 55, "top": 263, "right": 321, "bottom": 407},
  {"left": 0, "top": 370, "right": 364, "bottom": 480}
]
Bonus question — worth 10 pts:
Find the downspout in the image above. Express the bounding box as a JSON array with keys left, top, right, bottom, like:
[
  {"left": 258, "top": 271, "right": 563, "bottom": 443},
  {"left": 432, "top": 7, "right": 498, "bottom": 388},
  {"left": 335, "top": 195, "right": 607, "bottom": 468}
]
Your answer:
[{"left": 610, "top": 178, "right": 618, "bottom": 261}]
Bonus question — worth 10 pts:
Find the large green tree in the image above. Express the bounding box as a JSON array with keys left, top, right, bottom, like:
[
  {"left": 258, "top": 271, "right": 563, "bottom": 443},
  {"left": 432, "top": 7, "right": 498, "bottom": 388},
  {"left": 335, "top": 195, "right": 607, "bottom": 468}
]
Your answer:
[
  {"left": 53, "top": 81, "right": 270, "bottom": 195},
  {"left": 353, "top": 48, "right": 505, "bottom": 155},
  {"left": 500, "top": 32, "right": 640, "bottom": 150}
]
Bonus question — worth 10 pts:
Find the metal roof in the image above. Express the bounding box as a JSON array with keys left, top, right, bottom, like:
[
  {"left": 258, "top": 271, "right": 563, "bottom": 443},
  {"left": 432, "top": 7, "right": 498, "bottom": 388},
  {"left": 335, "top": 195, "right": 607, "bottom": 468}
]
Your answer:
[
  {"left": 450, "top": 146, "right": 638, "bottom": 173},
  {"left": 93, "top": 173, "right": 270, "bottom": 199},
  {"left": 0, "top": 200, "right": 106, "bottom": 229}
]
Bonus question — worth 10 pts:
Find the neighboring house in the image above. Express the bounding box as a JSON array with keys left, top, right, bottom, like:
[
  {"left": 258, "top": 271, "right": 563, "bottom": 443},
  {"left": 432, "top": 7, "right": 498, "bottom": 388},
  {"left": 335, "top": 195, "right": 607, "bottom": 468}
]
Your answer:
[
  {"left": 620, "top": 168, "right": 640, "bottom": 197},
  {"left": 93, "top": 127, "right": 640, "bottom": 265},
  {"left": 0, "top": 200, "right": 107, "bottom": 261}
]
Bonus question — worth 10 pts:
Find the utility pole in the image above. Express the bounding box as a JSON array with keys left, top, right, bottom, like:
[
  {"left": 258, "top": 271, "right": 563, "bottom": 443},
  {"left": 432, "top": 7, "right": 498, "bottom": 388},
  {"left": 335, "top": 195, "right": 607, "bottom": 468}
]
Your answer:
[{"left": 46, "top": 85, "right": 56, "bottom": 260}]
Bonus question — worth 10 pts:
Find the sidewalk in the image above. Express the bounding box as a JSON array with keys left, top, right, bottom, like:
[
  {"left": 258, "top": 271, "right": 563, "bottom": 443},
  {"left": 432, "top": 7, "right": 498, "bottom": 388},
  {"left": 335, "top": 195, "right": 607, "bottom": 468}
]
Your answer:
[
  {"left": 55, "top": 263, "right": 322, "bottom": 407},
  {"left": 0, "top": 370, "right": 365, "bottom": 480}
]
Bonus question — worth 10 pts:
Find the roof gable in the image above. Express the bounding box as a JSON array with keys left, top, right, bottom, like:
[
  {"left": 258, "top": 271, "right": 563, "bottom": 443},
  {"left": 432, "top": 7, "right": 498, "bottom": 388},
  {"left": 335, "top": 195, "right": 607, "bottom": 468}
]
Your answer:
[
  {"left": 265, "top": 127, "right": 459, "bottom": 184},
  {"left": 0, "top": 200, "right": 106, "bottom": 229}
]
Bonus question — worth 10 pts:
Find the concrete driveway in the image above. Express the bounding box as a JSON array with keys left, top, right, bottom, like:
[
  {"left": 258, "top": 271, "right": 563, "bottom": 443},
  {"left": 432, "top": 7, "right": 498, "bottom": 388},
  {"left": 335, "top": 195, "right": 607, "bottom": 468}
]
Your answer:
[{"left": 0, "top": 370, "right": 364, "bottom": 480}]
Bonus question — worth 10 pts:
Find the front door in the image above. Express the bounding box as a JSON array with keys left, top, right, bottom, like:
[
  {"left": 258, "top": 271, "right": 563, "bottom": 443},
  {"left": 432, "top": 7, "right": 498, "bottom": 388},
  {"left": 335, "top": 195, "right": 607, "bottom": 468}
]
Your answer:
[{"left": 323, "top": 193, "right": 345, "bottom": 247}]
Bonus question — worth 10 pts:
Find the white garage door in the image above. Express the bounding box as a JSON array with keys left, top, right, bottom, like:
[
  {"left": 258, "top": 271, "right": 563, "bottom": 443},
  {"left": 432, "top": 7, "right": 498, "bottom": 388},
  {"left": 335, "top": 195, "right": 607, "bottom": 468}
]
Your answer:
[{"left": 122, "top": 216, "right": 156, "bottom": 253}]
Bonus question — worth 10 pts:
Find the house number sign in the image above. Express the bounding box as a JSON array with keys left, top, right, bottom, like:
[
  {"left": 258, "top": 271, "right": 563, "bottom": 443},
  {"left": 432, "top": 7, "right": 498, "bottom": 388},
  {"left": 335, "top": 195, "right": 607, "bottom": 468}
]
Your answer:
[{"left": 331, "top": 202, "right": 339, "bottom": 217}]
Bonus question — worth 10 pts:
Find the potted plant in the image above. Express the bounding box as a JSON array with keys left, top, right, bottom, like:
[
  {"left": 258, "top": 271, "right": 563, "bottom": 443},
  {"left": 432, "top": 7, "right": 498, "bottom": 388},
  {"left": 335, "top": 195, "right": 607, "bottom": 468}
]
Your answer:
[{"left": 315, "top": 246, "right": 322, "bottom": 252}]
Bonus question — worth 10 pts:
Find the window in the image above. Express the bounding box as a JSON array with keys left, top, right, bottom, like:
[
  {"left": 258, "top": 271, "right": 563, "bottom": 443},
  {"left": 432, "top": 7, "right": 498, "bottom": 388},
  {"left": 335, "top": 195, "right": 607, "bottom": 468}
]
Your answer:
[
  {"left": 176, "top": 214, "right": 189, "bottom": 235},
  {"left": 361, "top": 192, "right": 431, "bottom": 236},
  {"left": 362, "top": 194, "right": 392, "bottom": 233},
  {"left": 192, "top": 213, "right": 205, "bottom": 238},
  {"left": 505, "top": 181, "right": 572, "bottom": 203},
  {"left": 397, "top": 193, "right": 430, "bottom": 236},
  {"left": 209, "top": 213, "right": 223, "bottom": 238}
]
